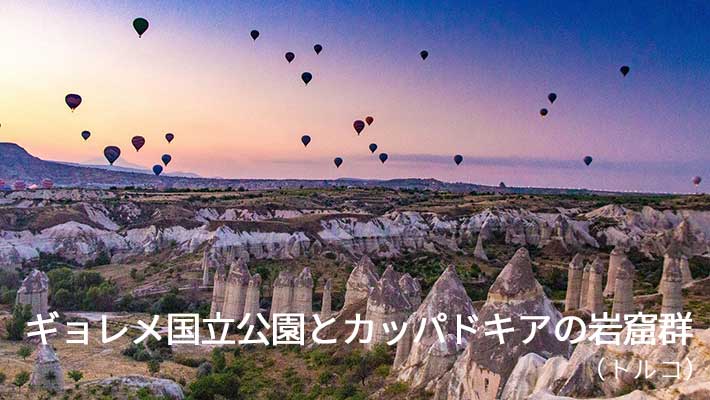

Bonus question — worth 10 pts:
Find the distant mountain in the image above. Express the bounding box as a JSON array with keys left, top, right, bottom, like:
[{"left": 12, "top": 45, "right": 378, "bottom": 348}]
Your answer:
[
  {"left": 0, "top": 142, "right": 631, "bottom": 194},
  {"left": 57, "top": 160, "right": 202, "bottom": 178}
]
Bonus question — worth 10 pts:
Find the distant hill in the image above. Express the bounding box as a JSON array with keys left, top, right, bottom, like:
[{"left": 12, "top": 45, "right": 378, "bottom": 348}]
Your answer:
[{"left": 0, "top": 142, "right": 631, "bottom": 194}]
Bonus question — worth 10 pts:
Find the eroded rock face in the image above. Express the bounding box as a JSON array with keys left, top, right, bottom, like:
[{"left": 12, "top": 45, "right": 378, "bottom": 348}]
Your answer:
[
  {"left": 243, "top": 273, "right": 262, "bottom": 325},
  {"left": 16, "top": 268, "right": 49, "bottom": 319},
  {"left": 321, "top": 278, "right": 333, "bottom": 320},
  {"left": 343, "top": 256, "right": 379, "bottom": 309},
  {"left": 564, "top": 254, "right": 585, "bottom": 311},
  {"left": 439, "top": 248, "right": 571, "bottom": 400},
  {"left": 292, "top": 267, "right": 314, "bottom": 319},
  {"left": 30, "top": 344, "right": 64, "bottom": 393},
  {"left": 88, "top": 375, "right": 184, "bottom": 399},
  {"left": 604, "top": 246, "right": 628, "bottom": 297},
  {"left": 395, "top": 265, "right": 475, "bottom": 392},
  {"left": 221, "top": 257, "right": 251, "bottom": 321},
  {"left": 365, "top": 265, "right": 412, "bottom": 350},
  {"left": 398, "top": 273, "right": 422, "bottom": 309},
  {"left": 270, "top": 270, "right": 294, "bottom": 319},
  {"left": 209, "top": 262, "right": 228, "bottom": 318}
]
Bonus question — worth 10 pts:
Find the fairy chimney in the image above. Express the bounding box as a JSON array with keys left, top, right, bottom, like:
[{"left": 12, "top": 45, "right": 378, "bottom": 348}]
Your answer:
[
  {"left": 585, "top": 257, "right": 606, "bottom": 316},
  {"left": 579, "top": 263, "right": 591, "bottom": 309},
  {"left": 399, "top": 273, "right": 422, "bottom": 309},
  {"left": 474, "top": 234, "right": 488, "bottom": 261},
  {"left": 343, "top": 256, "right": 379, "bottom": 309},
  {"left": 201, "top": 249, "right": 212, "bottom": 286},
  {"left": 221, "top": 256, "right": 251, "bottom": 321},
  {"left": 270, "top": 270, "right": 295, "bottom": 320},
  {"left": 611, "top": 259, "right": 635, "bottom": 320},
  {"left": 321, "top": 278, "right": 333, "bottom": 320},
  {"left": 16, "top": 269, "right": 49, "bottom": 320},
  {"left": 660, "top": 257, "right": 683, "bottom": 315},
  {"left": 659, "top": 240, "right": 682, "bottom": 293},
  {"left": 30, "top": 344, "right": 64, "bottom": 393},
  {"left": 292, "top": 268, "right": 314, "bottom": 320},
  {"left": 564, "top": 254, "right": 585, "bottom": 311},
  {"left": 679, "top": 255, "right": 693, "bottom": 285},
  {"left": 604, "top": 246, "right": 627, "bottom": 297},
  {"left": 209, "top": 262, "right": 228, "bottom": 318},
  {"left": 365, "top": 265, "right": 412, "bottom": 350},
  {"left": 243, "top": 273, "right": 262, "bottom": 326}
]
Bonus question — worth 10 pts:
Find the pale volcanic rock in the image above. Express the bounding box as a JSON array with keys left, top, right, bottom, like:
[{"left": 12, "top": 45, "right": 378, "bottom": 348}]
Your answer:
[
  {"left": 243, "top": 273, "right": 262, "bottom": 325},
  {"left": 16, "top": 269, "right": 49, "bottom": 319},
  {"left": 440, "top": 248, "right": 571, "bottom": 400},
  {"left": 564, "top": 253, "right": 585, "bottom": 311},
  {"left": 585, "top": 257, "right": 606, "bottom": 316},
  {"left": 398, "top": 273, "right": 422, "bottom": 309},
  {"left": 209, "top": 262, "right": 228, "bottom": 318},
  {"left": 221, "top": 257, "right": 251, "bottom": 321},
  {"left": 292, "top": 267, "right": 314, "bottom": 319},
  {"left": 30, "top": 344, "right": 64, "bottom": 393},
  {"left": 320, "top": 278, "right": 333, "bottom": 320},
  {"left": 611, "top": 258, "right": 635, "bottom": 321},
  {"left": 343, "top": 256, "right": 379, "bottom": 309},
  {"left": 365, "top": 265, "right": 412, "bottom": 350},
  {"left": 395, "top": 265, "right": 475, "bottom": 392},
  {"left": 679, "top": 255, "right": 692, "bottom": 285},
  {"left": 604, "top": 246, "right": 628, "bottom": 297},
  {"left": 270, "top": 270, "right": 295, "bottom": 319},
  {"left": 473, "top": 233, "right": 488, "bottom": 261},
  {"left": 88, "top": 375, "right": 184, "bottom": 399}
]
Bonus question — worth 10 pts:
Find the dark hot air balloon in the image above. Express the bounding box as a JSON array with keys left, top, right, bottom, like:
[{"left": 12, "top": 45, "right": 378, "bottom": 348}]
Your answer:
[
  {"left": 131, "top": 136, "right": 145, "bottom": 151},
  {"left": 161, "top": 154, "right": 172, "bottom": 166},
  {"left": 540, "top": 108, "right": 548, "bottom": 117},
  {"left": 548, "top": 93, "right": 557, "bottom": 104},
  {"left": 379, "top": 153, "right": 388, "bottom": 163},
  {"left": 301, "top": 72, "right": 312, "bottom": 85},
  {"left": 333, "top": 157, "right": 343, "bottom": 168},
  {"left": 165, "top": 133, "right": 174, "bottom": 143},
  {"left": 65, "top": 94, "right": 82, "bottom": 111},
  {"left": 420, "top": 50, "right": 429, "bottom": 60},
  {"left": 285, "top": 52, "right": 295, "bottom": 63},
  {"left": 152, "top": 165, "right": 163, "bottom": 176},
  {"left": 620, "top": 65, "right": 630, "bottom": 77},
  {"left": 353, "top": 120, "right": 365, "bottom": 135},
  {"left": 454, "top": 154, "right": 463, "bottom": 165},
  {"left": 692, "top": 176, "right": 702, "bottom": 186},
  {"left": 301, "top": 135, "right": 311, "bottom": 147},
  {"left": 41, "top": 179, "right": 53, "bottom": 189},
  {"left": 365, "top": 116, "right": 374, "bottom": 126},
  {"left": 81, "top": 130, "right": 91, "bottom": 140},
  {"left": 133, "top": 17, "right": 149, "bottom": 37},
  {"left": 104, "top": 146, "right": 121, "bottom": 165},
  {"left": 314, "top": 44, "right": 323, "bottom": 54},
  {"left": 583, "top": 156, "right": 593, "bottom": 166},
  {"left": 369, "top": 143, "right": 378, "bottom": 153},
  {"left": 250, "top": 30, "right": 260, "bottom": 40}
]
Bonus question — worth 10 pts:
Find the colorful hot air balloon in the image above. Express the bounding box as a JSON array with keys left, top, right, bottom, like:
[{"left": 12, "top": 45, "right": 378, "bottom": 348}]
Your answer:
[
  {"left": 620, "top": 65, "right": 630, "bottom": 77},
  {"left": 353, "top": 120, "right": 365, "bottom": 135},
  {"left": 131, "top": 136, "right": 146, "bottom": 151},
  {"left": 583, "top": 156, "right": 593, "bottom": 166},
  {"left": 379, "top": 153, "right": 388, "bottom": 163},
  {"left": 250, "top": 30, "right": 260, "bottom": 41},
  {"left": 692, "top": 176, "right": 702, "bottom": 186},
  {"left": 65, "top": 94, "right": 82, "bottom": 111},
  {"left": 540, "top": 108, "right": 548, "bottom": 117},
  {"left": 41, "top": 178, "right": 53, "bottom": 189},
  {"left": 153, "top": 165, "right": 163, "bottom": 176},
  {"left": 285, "top": 52, "right": 295, "bottom": 63},
  {"left": 314, "top": 44, "right": 323, "bottom": 54},
  {"left": 420, "top": 50, "right": 429, "bottom": 60},
  {"left": 301, "top": 135, "right": 311, "bottom": 147},
  {"left": 333, "top": 157, "right": 343, "bottom": 168},
  {"left": 301, "top": 72, "right": 312, "bottom": 85},
  {"left": 548, "top": 93, "right": 557, "bottom": 104},
  {"left": 81, "top": 130, "right": 91, "bottom": 140},
  {"left": 454, "top": 154, "right": 463, "bottom": 165},
  {"left": 161, "top": 154, "right": 172, "bottom": 166},
  {"left": 104, "top": 146, "right": 121, "bottom": 165},
  {"left": 133, "top": 17, "right": 149, "bottom": 37},
  {"left": 369, "top": 143, "right": 378, "bottom": 153},
  {"left": 365, "top": 116, "right": 374, "bottom": 126},
  {"left": 165, "top": 133, "right": 174, "bottom": 143}
]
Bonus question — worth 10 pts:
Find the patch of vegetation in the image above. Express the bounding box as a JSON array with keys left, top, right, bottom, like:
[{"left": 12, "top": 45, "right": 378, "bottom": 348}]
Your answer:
[
  {"left": 47, "top": 267, "right": 119, "bottom": 311},
  {"left": 5, "top": 304, "right": 32, "bottom": 341}
]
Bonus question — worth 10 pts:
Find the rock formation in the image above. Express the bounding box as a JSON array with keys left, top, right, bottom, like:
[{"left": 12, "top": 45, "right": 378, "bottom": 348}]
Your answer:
[
  {"left": 292, "top": 267, "right": 314, "bottom": 319},
  {"left": 89, "top": 376, "right": 184, "bottom": 399},
  {"left": 243, "top": 273, "right": 261, "bottom": 326},
  {"left": 474, "top": 234, "right": 488, "bottom": 261},
  {"left": 603, "top": 246, "right": 627, "bottom": 297},
  {"left": 679, "top": 255, "right": 692, "bottom": 285},
  {"left": 439, "top": 248, "right": 570, "bottom": 400},
  {"left": 660, "top": 257, "right": 683, "bottom": 315},
  {"left": 365, "top": 265, "right": 412, "bottom": 350},
  {"left": 270, "top": 270, "right": 294, "bottom": 320},
  {"left": 394, "top": 265, "right": 475, "bottom": 392},
  {"left": 30, "top": 344, "right": 64, "bottom": 393},
  {"left": 201, "top": 248, "right": 212, "bottom": 286},
  {"left": 579, "top": 263, "right": 591, "bottom": 309},
  {"left": 209, "top": 261, "right": 227, "bottom": 318},
  {"left": 343, "top": 256, "right": 379, "bottom": 309},
  {"left": 398, "top": 273, "right": 422, "bottom": 309},
  {"left": 585, "top": 256, "right": 606, "bottom": 316},
  {"left": 564, "top": 253, "right": 585, "bottom": 311},
  {"left": 221, "top": 256, "right": 251, "bottom": 321},
  {"left": 611, "top": 259, "right": 635, "bottom": 320},
  {"left": 16, "top": 269, "right": 49, "bottom": 320},
  {"left": 321, "top": 278, "right": 333, "bottom": 320}
]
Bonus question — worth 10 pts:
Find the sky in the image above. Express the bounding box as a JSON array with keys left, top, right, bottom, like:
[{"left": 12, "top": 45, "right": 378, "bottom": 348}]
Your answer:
[{"left": 0, "top": 0, "right": 708, "bottom": 193}]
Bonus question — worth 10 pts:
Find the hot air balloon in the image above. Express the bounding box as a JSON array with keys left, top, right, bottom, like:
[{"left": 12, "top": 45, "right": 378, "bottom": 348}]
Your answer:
[
  {"left": 153, "top": 165, "right": 163, "bottom": 176},
  {"left": 379, "top": 153, "right": 388, "bottom": 163},
  {"left": 161, "top": 154, "right": 172, "bottom": 166},
  {"left": 104, "top": 146, "right": 121, "bottom": 165},
  {"left": 81, "top": 130, "right": 91, "bottom": 140},
  {"left": 353, "top": 120, "right": 365, "bottom": 135},
  {"left": 133, "top": 17, "right": 149, "bottom": 37},
  {"left": 420, "top": 50, "right": 429, "bottom": 60},
  {"left": 583, "top": 156, "right": 593, "bottom": 166},
  {"left": 620, "top": 65, "right": 630, "bottom": 77},
  {"left": 13, "top": 180, "right": 27, "bottom": 191},
  {"left": 369, "top": 143, "right": 378, "bottom": 153},
  {"left": 540, "top": 108, "right": 548, "bottom": 117},
  {"left": 41, "top": 179, "right": 53, "bottom": 189},
  {"left": 285, "top": 52, "right": 295, "bottom": 63},
  {"left": 65, "top": 94, "right": 82, "bottom": 111},
  {"left": 301, "top": 135, "right": 311, "bottom": 147},
  {"left": 333, "top": 157, "right": 343, "bottom": 168},
  {"left": 250, "top": 30, "right": 260, "bottom": 41},
  {"left": 454, "top": 154, "right": 463, "bottom": 165},
  {"left": 301, "top": 72, "right": 312, "bottom": 85},
  {"left": 131, "top": 136, "right": 146, "bottom": 151},
  {"left": 165, "top": 133, "right": 175, "bottom": 143},
  {"left": 365, "top": 116, "right": 374, "bottom": 126},
  {"left": 548, "top": 93, "right": 557, "bottom": 104},
  {"left": 314, "top": 44, "right": 323, "bottom": 54},
  {"left": 692, "top": 176, "right": 702, "bottom": 186}
]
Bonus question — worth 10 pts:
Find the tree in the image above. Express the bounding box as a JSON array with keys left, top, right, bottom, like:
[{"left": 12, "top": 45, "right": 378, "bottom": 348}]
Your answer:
[
  {"left": 5, "top": 304, "right": 31, "bottom": 341},
  {"left": 67, "top": 370, "right": 83, "bottom": 388},
  {"left": 13, "top": 371, "right": 29, "bottom": 388},
  {"left": 17, "top": 345, "right": 32, "bottom": 360},
  {"left": 147, "top": 359, "right": 160, "bottom": 375}
]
